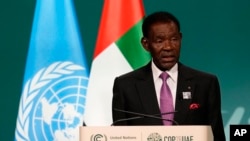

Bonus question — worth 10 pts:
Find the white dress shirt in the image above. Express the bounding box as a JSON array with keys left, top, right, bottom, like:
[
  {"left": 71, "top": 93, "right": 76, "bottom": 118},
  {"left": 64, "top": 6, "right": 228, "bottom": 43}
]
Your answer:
[{"left": 151, "top": 61, "right": 178, "bottom": 109}]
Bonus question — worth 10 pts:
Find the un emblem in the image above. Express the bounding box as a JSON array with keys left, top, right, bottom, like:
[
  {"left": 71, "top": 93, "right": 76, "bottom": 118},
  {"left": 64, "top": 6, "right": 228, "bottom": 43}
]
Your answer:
[{"left": 15, "top": 61, "right": 89, "bottom": 141}]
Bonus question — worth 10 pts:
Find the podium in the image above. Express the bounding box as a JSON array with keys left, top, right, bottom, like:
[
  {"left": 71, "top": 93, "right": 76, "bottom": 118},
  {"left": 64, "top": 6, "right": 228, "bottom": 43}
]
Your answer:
[{"left": 79, "top": 126, "right": 213, "bottom": 141}]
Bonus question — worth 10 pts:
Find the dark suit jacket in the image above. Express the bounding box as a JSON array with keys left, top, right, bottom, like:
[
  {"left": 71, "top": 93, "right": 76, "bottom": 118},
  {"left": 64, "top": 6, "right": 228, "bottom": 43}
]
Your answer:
[{"left": 112, "top": 62, "right": 226, "bottom": 141}]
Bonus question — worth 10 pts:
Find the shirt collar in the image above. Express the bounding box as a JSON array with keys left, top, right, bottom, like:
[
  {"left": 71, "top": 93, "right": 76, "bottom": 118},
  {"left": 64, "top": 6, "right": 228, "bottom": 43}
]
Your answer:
[{"left": 151, "top": 61, "right": 178, "bottom": 82}]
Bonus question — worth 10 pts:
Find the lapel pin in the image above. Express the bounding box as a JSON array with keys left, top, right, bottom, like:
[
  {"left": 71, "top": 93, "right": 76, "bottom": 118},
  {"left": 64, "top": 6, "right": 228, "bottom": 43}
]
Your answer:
[{"left": 182, "top": 91, "right": 191, "bottom": 99}]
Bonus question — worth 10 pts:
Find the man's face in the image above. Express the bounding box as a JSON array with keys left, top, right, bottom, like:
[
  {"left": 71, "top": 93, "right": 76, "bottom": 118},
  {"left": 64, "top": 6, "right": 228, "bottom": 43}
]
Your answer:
[{"left": 142, "top": 21, "right": 182, "bottom": 71}]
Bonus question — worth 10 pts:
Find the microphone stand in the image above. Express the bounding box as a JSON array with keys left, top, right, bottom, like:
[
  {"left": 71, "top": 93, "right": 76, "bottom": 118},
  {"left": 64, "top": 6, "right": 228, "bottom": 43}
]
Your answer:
[{"left": 112, "top": 108, "right": 179, "bottom": 125}]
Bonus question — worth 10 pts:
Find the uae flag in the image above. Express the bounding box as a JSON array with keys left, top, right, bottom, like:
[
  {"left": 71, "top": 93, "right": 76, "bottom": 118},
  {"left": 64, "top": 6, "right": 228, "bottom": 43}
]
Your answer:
[{"left": 84, "top": 0, "right": 150, "bottom": 125}]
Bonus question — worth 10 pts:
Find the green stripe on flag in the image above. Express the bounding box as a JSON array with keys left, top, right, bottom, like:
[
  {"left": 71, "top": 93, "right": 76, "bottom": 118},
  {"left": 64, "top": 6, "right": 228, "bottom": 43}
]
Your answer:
[{"left": 116, "top": 20, "right": 150, "bottom": 69}]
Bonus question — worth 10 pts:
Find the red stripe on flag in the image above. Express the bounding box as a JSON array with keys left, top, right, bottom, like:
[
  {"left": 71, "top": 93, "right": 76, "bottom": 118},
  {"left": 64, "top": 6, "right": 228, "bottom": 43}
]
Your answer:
[{"left": 93, "top": 0, "right": 145, "bottom": 58}]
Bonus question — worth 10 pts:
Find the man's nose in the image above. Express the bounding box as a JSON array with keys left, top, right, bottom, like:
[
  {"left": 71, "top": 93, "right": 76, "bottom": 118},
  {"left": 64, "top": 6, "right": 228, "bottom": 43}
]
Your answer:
[{"left": 163, "top": 40, "right": 171, "bottom": 50}]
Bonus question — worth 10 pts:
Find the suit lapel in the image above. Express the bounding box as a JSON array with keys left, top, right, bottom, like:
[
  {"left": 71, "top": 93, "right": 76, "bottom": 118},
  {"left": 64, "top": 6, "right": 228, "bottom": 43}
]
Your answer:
[
  {"left": 135, "top": 63, "right": 162, "bottom": 120},
  {"left": 174, "top": 63, "right": 196, "bottom": 124},
  {"left": 132, "top": 62, "right": 197, "bottom": 125}
]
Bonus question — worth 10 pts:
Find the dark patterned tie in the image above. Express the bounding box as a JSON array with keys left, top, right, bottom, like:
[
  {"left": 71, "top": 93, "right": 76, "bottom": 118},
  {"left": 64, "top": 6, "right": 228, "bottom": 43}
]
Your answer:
[{"left": 159, "top": 72, "right": 174, "bottom": 125}]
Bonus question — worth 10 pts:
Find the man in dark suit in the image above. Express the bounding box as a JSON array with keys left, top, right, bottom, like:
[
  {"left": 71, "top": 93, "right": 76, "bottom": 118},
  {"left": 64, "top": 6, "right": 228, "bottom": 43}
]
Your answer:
[{"left": 112, "top": 11, "right": 226, "bottom": 141}]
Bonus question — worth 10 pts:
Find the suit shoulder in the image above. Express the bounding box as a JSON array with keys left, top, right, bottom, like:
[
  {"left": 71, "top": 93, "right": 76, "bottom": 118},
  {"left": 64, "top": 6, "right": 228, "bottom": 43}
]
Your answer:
[
  {"left": 180, "top": 64, "right": 218, "bottom": 79},
  {"left": 116, "top": 66, "right": 147, "bottom": 80}
]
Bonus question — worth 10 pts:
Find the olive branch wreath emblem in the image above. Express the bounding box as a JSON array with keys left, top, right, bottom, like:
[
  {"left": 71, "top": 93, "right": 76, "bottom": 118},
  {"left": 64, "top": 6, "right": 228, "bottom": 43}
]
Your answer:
[{"left": 15, "top": 61, "right": 85, "bottom": 140}]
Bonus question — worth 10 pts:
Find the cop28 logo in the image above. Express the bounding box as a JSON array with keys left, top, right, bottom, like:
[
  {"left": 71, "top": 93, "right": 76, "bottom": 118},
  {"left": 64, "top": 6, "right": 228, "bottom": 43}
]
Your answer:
[
  {"left": 147, "top": 132, "right": 162, "bottom": 141},
  {"left": 15, "top": 61, "right": 88, "bottom": 141}
]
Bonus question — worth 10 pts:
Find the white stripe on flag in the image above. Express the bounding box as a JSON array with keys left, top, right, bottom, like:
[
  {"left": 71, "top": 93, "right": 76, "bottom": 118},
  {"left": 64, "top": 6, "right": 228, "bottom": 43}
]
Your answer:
[{"left": 84, "top": 43, "right": 132, "bottom": 125}]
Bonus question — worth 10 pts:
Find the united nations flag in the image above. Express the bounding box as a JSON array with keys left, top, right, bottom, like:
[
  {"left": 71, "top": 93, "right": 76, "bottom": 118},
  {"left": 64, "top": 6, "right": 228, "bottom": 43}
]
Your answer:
[{"left": 14, "top": 0, "right": 89, "bottom": 140}]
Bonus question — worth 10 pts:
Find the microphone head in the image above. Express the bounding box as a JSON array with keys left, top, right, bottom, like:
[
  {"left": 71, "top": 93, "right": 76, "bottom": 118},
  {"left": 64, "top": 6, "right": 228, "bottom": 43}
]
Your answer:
[{"left": 82, "top": 121, "right": 87, "bottom": 126}]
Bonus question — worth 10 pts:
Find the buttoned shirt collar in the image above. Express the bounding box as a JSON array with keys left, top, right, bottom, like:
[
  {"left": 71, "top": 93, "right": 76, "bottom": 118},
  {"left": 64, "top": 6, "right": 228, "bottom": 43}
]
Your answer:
[{"left": 151, "top": 61, "right": 178, "bottom": 82}]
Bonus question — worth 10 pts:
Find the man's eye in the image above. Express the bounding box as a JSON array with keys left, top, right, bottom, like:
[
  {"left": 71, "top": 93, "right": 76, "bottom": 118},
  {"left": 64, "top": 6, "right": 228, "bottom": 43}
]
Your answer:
[
  {"left": 171, "top": 37, "right": 180, "bottom": 41},
  {"left": 155, "top": 39, "right": 163, "bottom": 43}
]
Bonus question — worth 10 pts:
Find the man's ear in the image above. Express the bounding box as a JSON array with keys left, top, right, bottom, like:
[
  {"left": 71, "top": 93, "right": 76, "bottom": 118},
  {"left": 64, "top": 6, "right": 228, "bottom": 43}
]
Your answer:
[
  {"left": 141, "top": 37, "right": 149, "bottom": 51},
  {"left": 179, "top": 32, "right": 182, "bottom": 39}
]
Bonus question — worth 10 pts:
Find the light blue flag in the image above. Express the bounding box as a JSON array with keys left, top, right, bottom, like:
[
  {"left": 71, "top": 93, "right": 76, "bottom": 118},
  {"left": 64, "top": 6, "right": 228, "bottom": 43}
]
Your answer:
[{"left": 15, "top": 0, "right": 89, "bottom": 140}]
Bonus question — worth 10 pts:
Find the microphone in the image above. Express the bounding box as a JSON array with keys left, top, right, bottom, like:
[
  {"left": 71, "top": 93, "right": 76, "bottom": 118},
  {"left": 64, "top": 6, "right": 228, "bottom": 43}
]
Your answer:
[
  {"left": 112, "top": 108, "right": 178, "bottom": 125},
  {"left": 111, "top": 116, "right": 143, "bottom": 126},
  {"left": 82, "top": 120, "right": 87, "bottom": 126}
]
